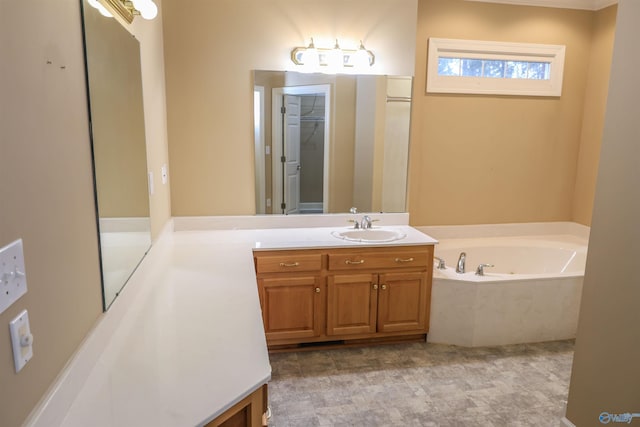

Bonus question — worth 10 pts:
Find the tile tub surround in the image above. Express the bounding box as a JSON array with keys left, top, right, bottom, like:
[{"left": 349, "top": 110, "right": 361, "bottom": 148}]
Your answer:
[
  {"left": 26, "top": 219, "right": 437, "bottom": 426},
  {"left": 268, "top": 340, "right": 574, "bottom": 426}
]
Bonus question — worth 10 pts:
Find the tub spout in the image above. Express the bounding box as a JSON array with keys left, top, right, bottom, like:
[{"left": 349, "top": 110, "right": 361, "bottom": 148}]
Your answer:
[
  {"left": 456, "top": 252, "right": 466, "bottom": 274},
  {"left": 475, "top": 263, "right": 495, "bottom": 276},
  {"left": 434, "top": 257, "right": 446, "bottom": 269}
]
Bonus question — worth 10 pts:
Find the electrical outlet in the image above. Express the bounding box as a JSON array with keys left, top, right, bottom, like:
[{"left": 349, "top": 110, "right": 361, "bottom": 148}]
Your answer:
[
  {"left": 0, "top": 239, "right": 28, "bottom": 314},
  {"left": 9, "top": 309, "right": 33, "bottom": 372}
]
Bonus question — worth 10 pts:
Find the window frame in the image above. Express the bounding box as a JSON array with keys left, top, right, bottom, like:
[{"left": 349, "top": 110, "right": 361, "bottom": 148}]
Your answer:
[{"left": 426, "top": 38, "right": 566, "bottom": 97}]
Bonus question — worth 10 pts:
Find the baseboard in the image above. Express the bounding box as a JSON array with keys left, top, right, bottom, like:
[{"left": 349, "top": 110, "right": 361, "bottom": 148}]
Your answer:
[{"left": 560, "top": 416, "right": 576, "bottom": 427}]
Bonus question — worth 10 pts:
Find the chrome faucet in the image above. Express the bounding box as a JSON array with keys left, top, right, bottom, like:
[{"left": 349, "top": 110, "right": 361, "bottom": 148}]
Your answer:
[
  {"left": 456, "top": 252, "right": 466, "bottom": 274},
  {"left": 434, "top": 257, "right": 446, "bottom": 269},
  {"left": 361, "top": 215, "right": 373, "bottom": 229},
  {"left": 475, "top": 263, "right": 495, "bottom": 276}
]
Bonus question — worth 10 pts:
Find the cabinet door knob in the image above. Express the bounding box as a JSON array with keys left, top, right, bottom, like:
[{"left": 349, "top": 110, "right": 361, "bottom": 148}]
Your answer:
[
  {"left": 345, "top": 259, "right": 365, "bottom": 265},
  {"left": 381, "top": 284, "right": 387, "bottom": 290},
  {"left": 315, "top": 287, "right": 321, "bottom": 293},
  {"left": 279, "top": 262, "right": 300, "bottom": 267},
  {"left": 395, "top": 257, "right": 414, "bottom": 263},
  {"left": 373, "top": 284, "right": 378, "bottom": 290}
]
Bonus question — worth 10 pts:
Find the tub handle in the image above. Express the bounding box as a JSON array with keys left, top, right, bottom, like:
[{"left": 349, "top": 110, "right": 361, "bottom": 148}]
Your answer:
[
  {"left": 475, "top": 263, "right": 495, "bottom": 276},
  {"left": 434, "top": 257, "right": 446, "bottom": 269}
]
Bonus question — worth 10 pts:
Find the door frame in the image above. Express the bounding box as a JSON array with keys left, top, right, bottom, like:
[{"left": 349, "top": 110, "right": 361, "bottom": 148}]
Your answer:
[
  {"left": 253, "top": 86, "right": 266, "bottom": 214},
  {"left": 272, "top": 84, "right": 331, "bottom": 214}
]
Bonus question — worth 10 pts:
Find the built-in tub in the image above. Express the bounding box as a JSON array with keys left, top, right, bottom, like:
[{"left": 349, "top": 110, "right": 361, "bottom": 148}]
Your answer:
[{"left": 417, "top": 222, "right": 589, "bottom": 347}]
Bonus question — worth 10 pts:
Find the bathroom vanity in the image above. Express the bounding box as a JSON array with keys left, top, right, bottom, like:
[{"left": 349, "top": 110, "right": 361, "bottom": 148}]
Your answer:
[{"left": 254, "top": 238, "right": 435, "bottom": 350}]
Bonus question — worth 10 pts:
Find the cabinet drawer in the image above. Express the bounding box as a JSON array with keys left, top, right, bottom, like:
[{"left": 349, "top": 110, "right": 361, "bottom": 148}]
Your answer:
[
  {"left": 255, "top": 253, "right": 322, "bottom": 274},
  {"left": 328, "top": 251, "right": 429, "bottom": 271}
]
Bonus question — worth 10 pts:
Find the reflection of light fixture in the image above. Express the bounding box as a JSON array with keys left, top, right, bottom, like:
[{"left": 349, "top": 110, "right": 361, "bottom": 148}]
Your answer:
[
  {"left": 291, "top": 38, "right": 375, "bottom": 73},
  {"left": 87, "top": 0, "right": 158, "bottom": 23},
  {"left": 301, "top": 38, "right": 319, "bottom": 72}
]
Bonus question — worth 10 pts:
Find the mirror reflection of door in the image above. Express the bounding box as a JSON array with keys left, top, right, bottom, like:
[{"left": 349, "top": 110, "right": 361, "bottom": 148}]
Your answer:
[
  {"left": 282, "top": 94, "right": 326, "bottom": 214},
  {"left": 283, "top": 95, "right": 301, "bottom": 214},
  {"left": 272, "top": 84, "right": 331, "bottom": 215}
]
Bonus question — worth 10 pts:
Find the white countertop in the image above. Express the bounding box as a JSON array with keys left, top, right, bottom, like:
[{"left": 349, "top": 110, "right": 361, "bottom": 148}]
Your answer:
[{"left": 30, "top": 220, "right": 436, "bottom": 427}]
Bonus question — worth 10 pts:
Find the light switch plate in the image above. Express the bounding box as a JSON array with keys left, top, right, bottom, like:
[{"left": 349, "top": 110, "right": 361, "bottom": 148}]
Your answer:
[
  {"left": 0, "top": 239, "right": 28, "bottom": 314},
  {"left": 161, "top": 164, "right": 168, "bottom": 184},
  {"left": 148, "top": 171, "right": 154, "bottom": 195},
  {"left": 9, "top": 309, "right": 33, "bottom": 372}
]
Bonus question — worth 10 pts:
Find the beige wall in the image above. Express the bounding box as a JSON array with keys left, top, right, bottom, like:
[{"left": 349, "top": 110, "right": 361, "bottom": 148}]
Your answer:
[
  {"left": 571, "top": 5, "right": 616, "bottom": 226},
  {"left": 0, "top": 2, "right": 103, "bottom": 426},
  {"left": 566, "top": 1, "right": 640, "bottom": 424},
  {"left": 162, "top": 0, "right": 418, "bottom": 216},
  {"left": 408, "top": 0, "right": 606, "bottom": 226},
  {"left": 0, "top": 1, "right": 171, "bottom": 425}
]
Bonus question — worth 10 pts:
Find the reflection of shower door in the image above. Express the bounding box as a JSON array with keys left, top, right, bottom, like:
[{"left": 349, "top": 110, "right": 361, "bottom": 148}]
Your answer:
[{"left": 283, "top": 95, "right": 301, "bottom": 214}]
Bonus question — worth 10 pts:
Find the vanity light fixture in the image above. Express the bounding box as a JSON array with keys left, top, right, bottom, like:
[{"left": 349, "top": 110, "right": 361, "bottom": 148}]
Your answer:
[
  {"left": 88, "top": 0, "right": 158, "bottom": 23},
  {"left": 291, "top": 38, "right": 375, "bottom": 72}
]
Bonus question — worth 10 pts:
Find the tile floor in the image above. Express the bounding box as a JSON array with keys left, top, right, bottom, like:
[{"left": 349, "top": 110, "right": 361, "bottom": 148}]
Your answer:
[{"left": 268, "top": 340, "right": 574, "bottom": 427}]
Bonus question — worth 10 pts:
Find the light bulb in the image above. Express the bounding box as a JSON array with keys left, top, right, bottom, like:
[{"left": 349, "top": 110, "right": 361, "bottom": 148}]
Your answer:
[
  {"left": 132, "top": 0, "right": 158, "bottom": 20},
  {"left": 353, "top": 41, "right": 371, "bottom": 70},
  {"left": 87, "top": 0, "right": 113, "bottom": 17},
  {"left": 326, "top": 39, "right": 343, "bottom": 73},
  {"left": 301, "top": 38, "right": 319, "bottom": 72}
]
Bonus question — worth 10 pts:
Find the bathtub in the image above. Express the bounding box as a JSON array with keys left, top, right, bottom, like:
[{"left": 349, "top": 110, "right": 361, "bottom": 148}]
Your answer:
[{"left": 417, "top": 222, "right": 589, "bottom": 347}]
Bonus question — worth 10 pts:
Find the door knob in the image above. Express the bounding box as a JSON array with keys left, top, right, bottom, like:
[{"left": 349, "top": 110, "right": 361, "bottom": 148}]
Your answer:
[
  {"left": 373, "top": 284, "right": 378, "bottom": 290},
  {"left": 315, "top": 287, "right": 321, "bottom": 293},
  {"left": 381, "top": 284, "right": 387, "bottom": 290}
]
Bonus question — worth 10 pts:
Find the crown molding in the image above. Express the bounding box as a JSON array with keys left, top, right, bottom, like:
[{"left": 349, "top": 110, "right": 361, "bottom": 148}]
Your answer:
[{"left": 464, "top": 0, "right": 617, "bottom": 11}]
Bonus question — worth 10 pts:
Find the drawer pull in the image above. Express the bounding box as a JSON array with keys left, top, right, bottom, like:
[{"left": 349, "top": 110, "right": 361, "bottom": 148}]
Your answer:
[
  {"left": 345, "top": 259, "right": 365, "bottom": 265},
  {"left": 279, "top": 262, "right": 300, "bottom": 267},
  {"left": 394, "top": 257, "right": 414, "bottom": 263},
  {"left": 315, "top": 287, "right": 321, "bottom": 293}
]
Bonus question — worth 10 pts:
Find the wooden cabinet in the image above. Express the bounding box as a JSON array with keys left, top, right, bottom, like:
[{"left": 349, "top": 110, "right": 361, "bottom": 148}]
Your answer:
[
  {"left": 254, "top": 245, "right": 433, "bottom": 350},
  {"left": 205, "top": 384, "right": 268, "bottom": 427},
  {"left": 326, "top": 248, "right": 431, "bottom": 337},
  {"left": 254, "top": 251, "right": 325, "bottom": 343},
  {"left": 257, "top": 275, "right": 323, "bottom": 341}
]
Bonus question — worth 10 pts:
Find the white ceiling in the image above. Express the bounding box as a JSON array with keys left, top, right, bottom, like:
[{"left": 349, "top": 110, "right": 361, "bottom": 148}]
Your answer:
[{"left": 465, "top": 0, "right": 617, "bottom": 10}]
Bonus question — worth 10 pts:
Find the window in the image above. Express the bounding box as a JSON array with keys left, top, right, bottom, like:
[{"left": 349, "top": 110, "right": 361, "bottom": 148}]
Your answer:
[{"left": 427, "top": 38, "right": 566, "bottom": 96}]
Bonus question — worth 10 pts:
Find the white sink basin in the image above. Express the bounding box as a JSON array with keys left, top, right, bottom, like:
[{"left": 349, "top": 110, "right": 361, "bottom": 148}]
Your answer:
[{"left": 331, "top": 228, "right": 407, "bottom": 243}]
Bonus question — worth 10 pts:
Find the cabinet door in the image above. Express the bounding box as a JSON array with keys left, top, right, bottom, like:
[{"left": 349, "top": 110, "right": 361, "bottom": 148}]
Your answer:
[
  {"left": 377, "top": 271, "right": 429, "bottom": 333},
  {"left": 258, "top": 276, "right": 323, "bottom": 341},
  {"left": 327, "top": 273, "right": 378, "bottom": 336}
]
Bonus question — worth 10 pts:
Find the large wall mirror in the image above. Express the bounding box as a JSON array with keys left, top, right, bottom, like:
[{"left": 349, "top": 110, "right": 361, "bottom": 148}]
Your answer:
[
  {"left": 81, "top": 1, "right": 151, "bottom": 310},
  {"left": 254, "top": 71, "right": 412, "bottom": 215}
]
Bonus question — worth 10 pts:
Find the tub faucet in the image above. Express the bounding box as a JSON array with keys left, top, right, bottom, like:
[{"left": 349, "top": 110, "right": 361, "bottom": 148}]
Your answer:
[
  {"left": 434, "top": 257, "right": 446, "bottom": 269},
  {"left": 475, "top": 263, "right": 495, "bottom": 276},
  {"left": 456, "top": 252, "right": 466, "bottom": 274}
]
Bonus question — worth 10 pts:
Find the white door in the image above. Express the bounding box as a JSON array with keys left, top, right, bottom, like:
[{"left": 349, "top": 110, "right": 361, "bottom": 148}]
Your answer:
[{"left": 283, "top": 95, "right": 301, "bottom": 214}]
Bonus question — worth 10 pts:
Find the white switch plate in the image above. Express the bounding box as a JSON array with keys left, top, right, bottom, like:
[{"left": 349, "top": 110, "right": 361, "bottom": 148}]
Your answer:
[
  {"left": 0, "top": 239, "right": 28, "bottom": 314},
  {"left": 161, "top": 164, "right": 168, "bottom": 185},
  {"left": 9, "top": 309, "right": 33, "bottom": 372}
]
